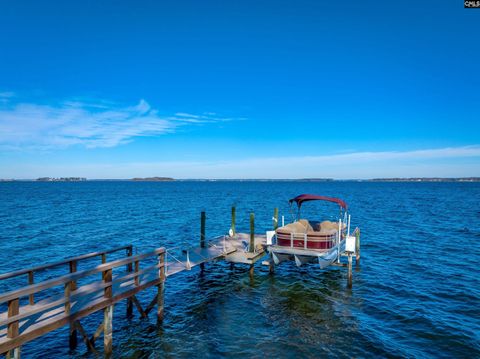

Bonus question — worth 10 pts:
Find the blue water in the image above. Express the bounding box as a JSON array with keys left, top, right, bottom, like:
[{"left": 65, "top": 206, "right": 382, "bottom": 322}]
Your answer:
[{"left": 0, "top": 181, "right": 479, "bottom": 358}]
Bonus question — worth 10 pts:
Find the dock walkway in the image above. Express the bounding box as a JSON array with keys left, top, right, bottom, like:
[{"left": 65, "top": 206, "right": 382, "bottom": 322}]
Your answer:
[{"left": 0, "top": 234, "right": 268, "bottom": 358}]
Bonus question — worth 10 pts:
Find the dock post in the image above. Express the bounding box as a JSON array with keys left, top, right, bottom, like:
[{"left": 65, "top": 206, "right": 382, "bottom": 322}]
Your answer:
[
  {"left": 270, "top": 206, "right": 277, "bottom": 274},
  {"left": 200, "top": 211, "right": 206, "bottom": 271},
  {"left": 273, "top": 208, "right": 278, "bottom": 230},
  {"left": 28, "top": 271, "right": 34, "bottom": 305},
  {"left": 347, "top": 253, "right": 353, "bottom": 288},
  {"left": 337, "top": 219, "right": 342, "bottom": 263},
  {"left": 126, "top": 246, "right": 133, "bottom": 318},
  {"left": 6, "top": 299, "right": 20, "bottom": 359},
  {"left": 268, "top": 262, "right": 274, "bottom": 274},
  {"left": 231, "top": 206, "right": 236, "bottom": 236},
  {"left": 355, "top": 229, "right": 361, "bottom": 266},
  {"left": 103, "top": 269, "right": 113, "bottom": 356},
  {"left": 269, "top": 254, "right": 275, "bottom": 274},
  {"left": 249, "top": 213, "right": 255, "bottom": 253},
  {"left": 157, "top": 251, "right": 166, "bottom": 322},
  {"left": 68, "top": 260, "right": 78, "bottom": 349},
  {"left": 249, "top": 213, "right": 255, "bottom": 277}
]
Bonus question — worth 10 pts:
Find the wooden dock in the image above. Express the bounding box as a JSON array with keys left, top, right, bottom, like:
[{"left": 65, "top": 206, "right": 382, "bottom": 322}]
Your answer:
[
  {"left": 0, "top": 207, "right": 359, "bottom": 357},
  {"left": 0, "top": 232, "right": 269, "bottom": 357}
]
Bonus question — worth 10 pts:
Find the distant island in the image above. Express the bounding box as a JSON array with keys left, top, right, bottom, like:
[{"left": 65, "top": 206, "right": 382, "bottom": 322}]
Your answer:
[
  {"left": 36, "top": 177, "right": 87, "bottom": 182},
  {"left": 0, "top": 177, "right": 479, "bottom": 182},
  {"left": 131, "top": 177, "right": 175, "bottom": 181},
  {"left": 367, "top": 177, "right": 480, "bottom": 182},
  {"left": 298, "top": 178, "right": 335, "bottom": 182}
]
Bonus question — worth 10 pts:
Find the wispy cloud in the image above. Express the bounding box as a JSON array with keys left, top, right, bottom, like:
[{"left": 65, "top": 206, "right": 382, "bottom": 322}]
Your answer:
[
  {"left": 0, "top": 92, "right": 15, "bottom": 98},
  {"left": 0, "top": 95, "right": 233, "bottom": 149}
]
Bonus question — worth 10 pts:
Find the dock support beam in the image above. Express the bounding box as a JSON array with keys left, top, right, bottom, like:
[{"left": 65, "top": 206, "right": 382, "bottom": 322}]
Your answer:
[
  {"left": 68, "top": 260, "right": 78, "bottom": 349},
  {"left": 249, "top": 213, "right": 255, "bottom": 277},
  {"left": 6, "top": 348, "right": 20, "bottom": 359},
  {"left": 103, "top": 269, "right": 113, "bottom": 356},
  {"left": 270, "top": 207, "right": 278, "bottom": 274},
  {"left": 231, "top": 206, "right": 236, "bottom": 236},
  {"left": 273, "top": 208, "right": 278, "bottom": 230},
  {"left": 200, "top": 211, "right": 206, "bottom": 271},
  {"left": 6, "top": 299, "right": 20, "bottom": 359},
  {"left": 157, "top": 252, "right": 166, "bottom": 322},
  {"left": 69, "top": 325, "right": 77, "bottom": 350},
  {"left": 269, "top": 255, "right": 275, "bottom": 274},
  {"left": 126, "top": 246, "right": 133, "bottom": 318},
  {"left": 347, "top": 253, "right": 353, "bottom": 288},
  {"left": 355, "top": 229, "right": 361, "bottom": 266},
  {"left": 249, "top": 213, "right": 255, "bottom": 253}
]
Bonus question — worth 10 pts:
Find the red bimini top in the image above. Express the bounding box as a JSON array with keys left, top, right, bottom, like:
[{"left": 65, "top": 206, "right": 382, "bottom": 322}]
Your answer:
[{"left": 289, "top": 194, "right": 348, "bottom": 210}]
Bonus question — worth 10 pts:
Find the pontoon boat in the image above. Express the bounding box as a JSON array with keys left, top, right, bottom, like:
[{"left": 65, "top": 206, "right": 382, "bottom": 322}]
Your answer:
[{"left": 268, "top": 194, "right": 356, "bottom": 268}]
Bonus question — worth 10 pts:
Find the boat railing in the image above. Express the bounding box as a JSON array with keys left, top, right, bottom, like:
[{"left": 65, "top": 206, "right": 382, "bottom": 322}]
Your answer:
[{"left": 277, "top": 231, "right": 335, "bottom": 249}]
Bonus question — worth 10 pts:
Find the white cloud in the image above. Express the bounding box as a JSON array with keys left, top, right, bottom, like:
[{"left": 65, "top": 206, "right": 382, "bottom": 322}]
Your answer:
[
  {"left": 0, "top": 97, "right": 232, "bottom": 149},
  {"left": 0, "top": 92, "right": 14, "bottom": 98}
]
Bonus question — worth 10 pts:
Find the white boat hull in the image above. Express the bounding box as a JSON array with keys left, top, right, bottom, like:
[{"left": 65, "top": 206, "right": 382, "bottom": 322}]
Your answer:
[{"left": 269, "top": 240, "right": 345, "bottom": 269}]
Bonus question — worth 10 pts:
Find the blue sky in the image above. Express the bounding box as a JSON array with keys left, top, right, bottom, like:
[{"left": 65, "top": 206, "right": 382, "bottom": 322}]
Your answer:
[{"left": 0, "top": 0, "right": 479, "bottom": 179}]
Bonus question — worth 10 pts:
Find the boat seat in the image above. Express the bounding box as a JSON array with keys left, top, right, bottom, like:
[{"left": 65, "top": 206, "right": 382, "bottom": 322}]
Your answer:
[
  {"left": 277, "top": 221, "right": 310, "bottom": 234},
  {"left": 319, "top": 220, "right": 346, "bottom": 231},
  {"left": 297, "top": 219, "right": 314, "bottom": 232},
  {"left": 277, "top": 220, "right": 346, "bottom": 235},
  {"left": 315, "top": 228, "right": 338, "bottom": 235}
]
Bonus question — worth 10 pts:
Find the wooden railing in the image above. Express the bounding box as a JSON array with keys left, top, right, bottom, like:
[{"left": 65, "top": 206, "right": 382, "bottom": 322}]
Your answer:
[
  {"left": 0, "top": 246, "right": 165, "bottom": 357},
  {"left": 0, "top": 245, "right": 133, "bottom": 299}
]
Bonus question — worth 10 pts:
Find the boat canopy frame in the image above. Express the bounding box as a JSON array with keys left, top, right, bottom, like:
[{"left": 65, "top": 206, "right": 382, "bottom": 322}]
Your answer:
[
  {"left": 289, "top": 194, "right": 348, "bottom": 210},
  {"left": 288, "top": 194, "right": 348, "bottom": 222}
]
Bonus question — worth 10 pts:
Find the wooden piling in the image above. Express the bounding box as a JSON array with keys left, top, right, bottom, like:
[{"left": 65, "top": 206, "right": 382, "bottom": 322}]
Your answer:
[
  {"left": 6, "top": 299, "right": 20, "bottom": 359},
  {"left": 126, "top": 246, "right": 133, "bottom": 318},
  {"left": 249, "top": 264, "right": 254, "bottom": 277},
  {"left": 231, "top": 206, "right": 236, "bottom": 236},
  {"left": 200, "top": 211, "right": 206, "bottom": 271},
  {"left": 249, "top": 213, "right": 255, "bottom": 253},
  {"left": 273, "top": 207, "right": 278, "bottom": 230},
  {"left": 68, "top": 260, "right": 77, "bottom": 349},
  {"left": 157, "top": 252, "right": 165, "bottom": 322},
  {"left": 64, "top": 278, "right": 77, "bottom": 350},
  {"left": 269, "top": 256, "right": 275, "bottom": 274},
  {"left": 134, "top": 260, "right": 140, "bottom": 286},
  {"left": 200, "top": 211, "right": 206, "bottom": 248},
  {"left": 27, "top": 272, "right": 34, "bottom": 305},
  {"left": 248, "top": 213, "right": 255, "bottom": 276},
  {"left": 355, "top": 228, "right": 361, "bottom": 265},
  {"left": 347, "top": 253, "right": 353, "bottom": 288},
  {"left": 101, "top": 254, "right": 106, "bottom": 279},
  {"left": 103, "top": 269, "right": 113, "bottom": 356},
  {"left": 69, "top": 260, "right": 77, "bottom": 290}
]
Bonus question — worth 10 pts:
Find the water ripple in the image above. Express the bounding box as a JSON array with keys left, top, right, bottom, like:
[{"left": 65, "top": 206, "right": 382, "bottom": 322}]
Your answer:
[{"left": 0, "top": 181, "right": 479, "bottom": 358}]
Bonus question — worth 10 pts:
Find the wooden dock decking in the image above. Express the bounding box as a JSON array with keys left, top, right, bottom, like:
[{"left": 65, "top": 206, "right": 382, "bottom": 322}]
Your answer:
[{"left": 223, "top": 233, "right": 267, "bottom": 264}]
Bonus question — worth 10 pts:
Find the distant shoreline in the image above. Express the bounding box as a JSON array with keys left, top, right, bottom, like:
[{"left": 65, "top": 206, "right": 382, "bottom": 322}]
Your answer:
[{"left": 1, "top": 177, "right": 479, "bottom": 182}]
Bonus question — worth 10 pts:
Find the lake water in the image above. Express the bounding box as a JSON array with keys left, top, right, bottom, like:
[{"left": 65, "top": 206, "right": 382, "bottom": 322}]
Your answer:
[{"left": 0, "top": 181, "right": 479, "bottom": 358}]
